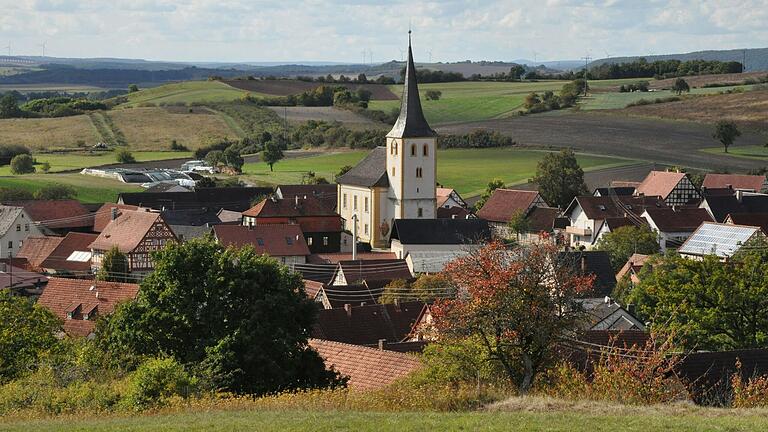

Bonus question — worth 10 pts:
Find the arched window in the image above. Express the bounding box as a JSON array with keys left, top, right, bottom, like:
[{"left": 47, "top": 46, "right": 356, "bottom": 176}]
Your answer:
[
  {"left": 416, "top": 167, "right": 422, "bottom": 178},
  {"left": 423, "top": 145, "right": 428, "bottom": 156},
  {"left": 411, "top": 144, "right": 416, "bottom": 156}
]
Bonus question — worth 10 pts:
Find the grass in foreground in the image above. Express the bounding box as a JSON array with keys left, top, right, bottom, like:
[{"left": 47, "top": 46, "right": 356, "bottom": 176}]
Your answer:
[
  {"left": 3, "top": 400, "right": 768, "bottom": 432},
  {"left": 0, "top": 151, "right": 193, "bottom": 175},
  {"left": 700, "top": 145, "right": 768, "bottom": 160},
  {"left": 242, "top": 148, "right": 638, "bottom": 196},
  {"left": 0, "top": 174, "right": 140, "bottom": 203}
]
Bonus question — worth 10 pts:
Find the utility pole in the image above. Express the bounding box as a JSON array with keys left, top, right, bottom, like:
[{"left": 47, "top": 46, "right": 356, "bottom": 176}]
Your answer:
[
  {"left": 351, "top": 213, "right": 358, "bottom": 261},
  {"left": 581, "top": 55, "right": 592, "bottom": 96}
]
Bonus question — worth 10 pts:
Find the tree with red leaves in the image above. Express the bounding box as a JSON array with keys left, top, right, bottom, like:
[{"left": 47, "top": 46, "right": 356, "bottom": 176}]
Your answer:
[{"left": 432, "top": 241, "right": 594, "bottom": 393}]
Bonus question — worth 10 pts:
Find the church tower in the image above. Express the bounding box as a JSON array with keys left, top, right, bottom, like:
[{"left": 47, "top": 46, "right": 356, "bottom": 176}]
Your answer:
[{"left": 385, "top": 32, "right": 437, "bottom": 221}]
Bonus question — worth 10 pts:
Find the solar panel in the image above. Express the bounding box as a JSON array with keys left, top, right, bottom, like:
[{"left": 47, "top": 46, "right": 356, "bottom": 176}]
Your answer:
[
  {"left": 66, "top": 251, "right": 92, "bottom": 262},
  {"left": 678, "top": 222, "right": 758, "bottom": 258}
]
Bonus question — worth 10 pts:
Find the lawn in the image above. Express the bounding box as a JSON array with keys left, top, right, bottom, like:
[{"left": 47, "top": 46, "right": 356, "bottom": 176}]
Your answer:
[
  {"left": 581, "top": 84, "right": 758, "bottom": 111},
  {"left": 242, "top": 148, "right": 638, "bottom": 197},
  {"left": 0, "top": 174, "right": 140, "bottom": 203},
  {"left": 2, "top": 407, "right": 767, "bottom": 432},
  {"left": 0, "top": 151, "right": 193, "bottom": 175},
  {"left": 701, "top": 145, "right": 768, "bottom": 160},
  {"left": 119, "top": 81, "right": 250, "bottom": 107},
  {"left": 368, "top": 81, "right": 567, "bottom": 125}
]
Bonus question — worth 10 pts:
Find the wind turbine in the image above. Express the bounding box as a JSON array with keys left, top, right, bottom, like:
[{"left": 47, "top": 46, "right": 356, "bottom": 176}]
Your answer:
[
  {"left": 3, "top": 42, "right": 10, "bottom": 57},
  {"left": 399, "top": 49, "right": 405, "bottom": 62},
  {"left": 604, "top": 50, "right": 611, "bottom": 59},
  {"left": 427, "top": 49, "right": 433, "bottom": 63},
  {"left": 39, "top": 41, "right": 46, "bottom": 57},
  {"left": 368, "top": 49, "right": 373, "bottom": 65}
]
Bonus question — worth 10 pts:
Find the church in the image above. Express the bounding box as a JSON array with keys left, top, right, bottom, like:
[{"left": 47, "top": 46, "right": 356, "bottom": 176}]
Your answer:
[{"left": 336, "top": 34, "right": 437, "bottom": 249}]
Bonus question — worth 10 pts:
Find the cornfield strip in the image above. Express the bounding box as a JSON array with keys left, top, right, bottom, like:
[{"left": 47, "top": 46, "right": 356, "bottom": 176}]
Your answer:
[
  {"left": 101, "top": 112, "right": 128, "bottom": 146},
  {"left": 87, "top": 112, "right": 117, "bottom": 145}
]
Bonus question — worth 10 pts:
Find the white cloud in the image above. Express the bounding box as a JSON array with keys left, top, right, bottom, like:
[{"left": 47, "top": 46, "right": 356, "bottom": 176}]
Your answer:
[{"left": 0, "top": 0, "right": 765, "bottom": 62}]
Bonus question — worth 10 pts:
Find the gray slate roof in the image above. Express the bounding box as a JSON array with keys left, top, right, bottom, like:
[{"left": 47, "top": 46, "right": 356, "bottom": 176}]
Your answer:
[
  {"left": 0, "top": 206, "right": 23, "bottom": 236},
  {"left": 391, "top": 218, "right": 492, "bottom": 245},
  {"left": 387, "top": 36, "right": 436, "bottom": 139},
  {"left": 336, "top": 147, "right": 389, "bottom": 188}
]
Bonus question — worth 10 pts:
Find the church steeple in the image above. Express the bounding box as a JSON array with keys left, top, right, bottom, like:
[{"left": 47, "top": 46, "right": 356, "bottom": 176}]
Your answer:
[{"left": 387, "top": 31, "right": 436, "bottom": 138}]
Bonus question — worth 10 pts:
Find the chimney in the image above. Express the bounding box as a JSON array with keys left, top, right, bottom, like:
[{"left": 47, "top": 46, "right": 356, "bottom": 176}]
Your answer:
[
  {"left": 736, "top": 190, "right": 744, "bottom": 202},
  {"left": 604, "top": 296, "right": 611, "bottom": 305},
  {"left": 378, "top": 339, "right": 386, "bottom": 350},
  {"left": 452, "top": 214, "right": 457, "bottom": 219},
  {"left": 344, "top": 303, "right": 352, "bottom": 317},
  {"left": 111, "top": 207, "right": 118, "bottom": 221},
  {"left": 95, "top": 291, "right": 100, "bottom": 299}
]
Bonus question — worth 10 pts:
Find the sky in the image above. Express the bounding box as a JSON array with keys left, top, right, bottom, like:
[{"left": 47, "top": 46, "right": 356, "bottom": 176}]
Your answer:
[{"left": 1, "top": 0, "right": 767, "bottom": 63}]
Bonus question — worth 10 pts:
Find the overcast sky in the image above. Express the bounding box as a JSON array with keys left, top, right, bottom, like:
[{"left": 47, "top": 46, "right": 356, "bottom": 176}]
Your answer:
[{"left": 1, "top": 0, "right": 766, "bottom": 63}]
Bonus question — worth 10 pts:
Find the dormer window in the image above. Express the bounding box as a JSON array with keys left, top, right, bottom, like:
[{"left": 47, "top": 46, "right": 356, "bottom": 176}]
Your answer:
[
  {"left": 66, "top": 303, "right": 82, "bottom": 320},
  {"left": 83, "top": 306, "right": 98, "bottom": 321}
]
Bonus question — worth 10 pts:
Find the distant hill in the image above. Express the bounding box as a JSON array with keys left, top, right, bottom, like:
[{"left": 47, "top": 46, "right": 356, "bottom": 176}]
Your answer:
[{"left": 589, "top": 48, "right": 768, "bottom": 72}]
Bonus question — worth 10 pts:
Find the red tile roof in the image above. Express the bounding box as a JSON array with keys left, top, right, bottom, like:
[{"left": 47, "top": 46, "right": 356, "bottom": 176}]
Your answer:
[
  {"left": 89, "top": 210, "right": 165, "bottom": 253},
  {"left": 5, "top": 200, "right": 92, "bottom": 229},
  {"left": 703, "top": 174, "right": 766, "bottom": 192},
  {"left": 335, "top": 259, "right": 413, "bottom": 285},
  {"left": 309, "top": 339, "right": 421, "bottom": 390},
  {"left": 40, "top": 232, "right": 99, "bottom": 272},
  {"left": 435, "top": 187, "right": 454, "bottom": 208},
  {"left": 643, "top": 207, "right": 714, "bottom": 232},
  {"left": 0, "top": 263, "right": 47, "bottom": 291},
  {"left": 93, "top": 204, "right": 140, "bottom": 233},
  {"left": 635, "top": 171, "right": 686, "bottom": 199},
  {"left": 309, "top": 252, "right": 397, "bottom": 264},
  {"left": 567, "top": 195, "right": 665, "bottom": 220},
  {"left": 243, "top": 195, "right": 336, "bottom": 218},
  {"left": 615, "top": 253, "right": 652, "bottom": 282},
  {"left": 37, "top": 277, "right": 139, "bottom": 337},
  {"left": 213, "top": 224, "right": 310, "bottom": 257},
  {"left": 303, "top": 279, "right": 324, "bottom": 299},
  {"left": 477, "top": 189, "right": 541, "bottom": 223},
  {"left": 17, "top": 236, "right": 63, "bottom": 269},
  {"left": 311, "top": 301, "right": 424, "bottom": 345}
]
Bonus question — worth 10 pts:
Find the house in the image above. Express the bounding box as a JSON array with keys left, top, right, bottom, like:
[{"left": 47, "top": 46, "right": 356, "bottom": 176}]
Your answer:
[
  {"left": 641, "top": 207, "right": 714, "bottom": 252},
  {"left": 0, "top": 206, "right": 45, "bottom": 258},
  {"left": 312, "top": 282, "right": 385, "bottom": 309},
  {"left": 405, "top": 250, "right": 470, "bottom": 274},
  {"left": 436, "top": 206, "right": 473, "bottom": 219},
  {"left": 635, "top": 171, "right": 700, "bottom": 206},
  {"left": 590, "top": 216, "right": 645, "bottom": 247},
  {"left": 38, "top": 232, "right": 99, "bottom": 275},
  {"left": 593, "top": 187, "right": 636, "bottom": 197},
  {"left": 276, "top": 184, "right": 338, "bottom": 212},
  {"left": 336, "top": 38, "right": 437, "bottom": 248},
  {"left": 329, "top": 259, "right": 413, "bottom": 286},
  {"left": 308, "top": 339, "right": 422, "bottom": 390},
  {"left": 702, "top": 173, "right": 767, "bottom": 193},
  {"left": 4, "top": 200, "right": 92, "bottom": 235},
  {"left": 435, "top": 187, "right": 470, "bottom": 216},
  {"left": 117, "top": 187, "right": 273, "bottom": 212},
  {"left": 0, "top": 262, "right": 47, "bottom": 297},
  {"left": 89, "top": 210, "right": 177, "bottom": 276},
  {"left": 725, "top": 213, "right": 768, "bottom": 234},
  {"left": 213, "top": 224, "right": 310, "bottom": 266},
  {"left": 615, "top": 253, "right": 652, "bottom": 285},
  {"left": 557, "top": 251, "right": 616, "bottom": 297},
  {"left": 700, "top": 189, "right": 768, "bottom": 222},
  {"left": 242, "top": 195, "right": 344, "bottom": 253},
  {"left": 678, "top": 222, "right": 765, "bottom": 260},
  {"left": 17, "top": 235, "right": 64, "bottom": 271},
  {"left": 578, "top": 297, "right": 645, "bottom": 331},
  {"left": 311, "top": 301, "right": 424, "bottom": 346},
  {"left": 37, "top": 277, "right": 139, "bottom": 337},
  {"left": 513, "top": 206, "right": 568, "bottom": 244},
  {"left": 92, "top": 203, "right": 140, "bottom": 233},
  {"left": 563, "top": 196, "right": 663, "bottom": 249},
  {"left": 143, "top": 182, "right": 192, "bottom": 193},
  {"left": 476, "top": 189, "right": 547, "bottom": 238},
  {"left": 389, "top": 218, "right": 491, "bottom": 260}
]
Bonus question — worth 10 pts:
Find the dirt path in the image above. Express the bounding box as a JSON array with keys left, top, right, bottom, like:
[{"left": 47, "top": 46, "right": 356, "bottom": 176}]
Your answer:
[{"left": 439, "top": 112, "right": 768, "bottom": 173}]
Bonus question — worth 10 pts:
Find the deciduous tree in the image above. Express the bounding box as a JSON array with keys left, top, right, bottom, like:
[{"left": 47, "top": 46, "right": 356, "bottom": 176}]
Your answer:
[
  {"left": 671, "top": 78, "right": 690, "bottom": 95},
  {"left": 595, "top": 225, "right": 660, "bottom": 272},
  {"left": 713, "top": 120, "right": 741, "bottom": 153},
  {"left": 10, "top": 154, "right": 35, "bottom": 174},
  {"left": 475, "top": 178, "right": 505, "bottom": 210},
  {"left": 98, "top": 246, "right": 130, "bottom": 283},
  {"left": 262, "top": 141, "right": 284, "bottom": 172},
  {"left": 532, "top": 149, "right": 588, "bottom": 209}
]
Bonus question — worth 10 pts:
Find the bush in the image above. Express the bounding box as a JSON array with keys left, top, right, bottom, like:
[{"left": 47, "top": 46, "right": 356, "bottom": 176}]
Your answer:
[
  {"left": 0, "top": 144, "right": 30, "bottom": 165},
  {"left": 10, "top": 154, "right": 35, "bottom": 174},
  {"left": 34, "top": 184, "right": 77, "bottom": 200},
  {"left": 170, "top": 140, "right": 188, "bottom": 152},
  {"left": 123, "top": 357, "right": 197, "bottom": 410},
  {"left": 731, "top": 361, "right": 768, "bottom": 408},
  {"left": 115, "top": 149, "right": 136, "bottom": 164}
]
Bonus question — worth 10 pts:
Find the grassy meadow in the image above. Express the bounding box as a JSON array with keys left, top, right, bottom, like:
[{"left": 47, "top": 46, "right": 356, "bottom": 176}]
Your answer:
[
  {"left": 118, "top": 81, "right": 250, "bottom": 107},
  {"left": 368, "top": 80, "right": 568, "bottom": 124},
  {"left": 581, "top": 84, "right": 759, "bottom": 111},
  {"left": 0, "top": 174, "right": 140, "bottom": 203},
  {"left": 0, "top": 151, "right": 192, "bottom": 175},
  {"left": 243, "top": 147, "right": 638, "bottom": 196},
  {"left": 700, "top": 145, "right": 768, "bottom": 160}
]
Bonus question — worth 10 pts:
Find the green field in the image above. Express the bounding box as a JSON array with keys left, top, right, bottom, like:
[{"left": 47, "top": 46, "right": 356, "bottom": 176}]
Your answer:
[
  {"left": 369, "top": 81, "right": 567, "bottom": 125},
  {"left": 0, "top": 151, "right": 192, "bottom": 175},
  {"left": 243, "top": 148, "right": 638, "bottom": 196},
  {"left": 581, "top": 84, "right": 758, "bottom": 110},
  {"left": 0, "top": 174, "right": 140, "bottom": 203},
  {"left": 2, "top": 407, "right": 766, "bottom": 432},
  {"left": 701, "top": 145, "right": 768, "bottom": 160},
  {"left": 119, "top": 81, "right": 250, "bottom": 107}
]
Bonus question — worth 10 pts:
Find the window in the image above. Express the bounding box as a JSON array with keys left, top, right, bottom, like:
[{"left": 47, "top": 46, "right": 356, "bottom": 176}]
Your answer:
[
  {"left": 392, "top": 167, "right": 396, "bottom": 177},
  {"left": 417, "top": 208, "right": 423, "bottom": 217},
  {"left": 343, "top": 194, "right": 347, "bottom": 209},
  {"left": 364, "top": 224, "right": 369, "bottom": 235},
  {"left": 256, "top": 238, "right": 265, "bottom": 246},
  {"left": 416, "top": 167, "right": 422, "bottom": 178},
  {"left": 16, "top": 224, "right": 20, "bottom": 232},
  {"left": 364, "top": 197, "right": 369, "bottom": 213},
  {"left": 7, "top": 241, "right": 12, "bottom": 249},
  {"left": 423, "top": 145, "right": 428, "bottom": 156},
  {"left": 411, "top": 144, "right": 416, "bottom": 156},
  {"left": 353, "top": 196, "right": 358, "bottom": 210},
  {"left": 390, "top": 140, "right": 398, "bottom": 155},
  {"left": 323, "top": 236, "right": 329, "bottom": 246},
  {"left": 24, "top": 224, "right": 28, "bottom": 232}
]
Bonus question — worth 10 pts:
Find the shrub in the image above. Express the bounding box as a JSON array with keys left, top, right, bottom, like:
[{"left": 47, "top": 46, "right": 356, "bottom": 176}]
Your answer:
[
  {"left": 0, "top": 144, "right": 30, "bottom": 165},
  {"left": 115, "top": 149, "right": 136, "bottom": 164},
  {"left": 10, "top": 154, "right": 35, "bottom": 174},
  {"left": 40, "top": 161, "right": 51, "bottom": 173},
  {"left": 170, "top": 140, "right": 188, "bottom": 152},
  {"left": 731, "top": 360, "right": 768, "bottom": 408},
  {"left": 34, "top": 184, "right": 76, "bottom": 200},
  {"left": 123, "top": 357, "right": 197, "bottom": 410}
]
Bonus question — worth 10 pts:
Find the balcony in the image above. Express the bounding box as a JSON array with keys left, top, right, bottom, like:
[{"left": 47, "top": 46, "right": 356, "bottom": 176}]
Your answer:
[{"left": 565, "top": 226, "right": 592, "bottom": 237}]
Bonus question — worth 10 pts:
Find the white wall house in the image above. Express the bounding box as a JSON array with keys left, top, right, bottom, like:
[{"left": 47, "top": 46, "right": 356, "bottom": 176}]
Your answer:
[{"left": 0, "top": 206, "right": 45, "bottom": 258}]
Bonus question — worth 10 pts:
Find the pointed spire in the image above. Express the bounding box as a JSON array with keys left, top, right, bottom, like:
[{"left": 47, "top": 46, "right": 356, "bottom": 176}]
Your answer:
[{"left": 387, "top": 31, "right": 436, "bottom": 138}]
